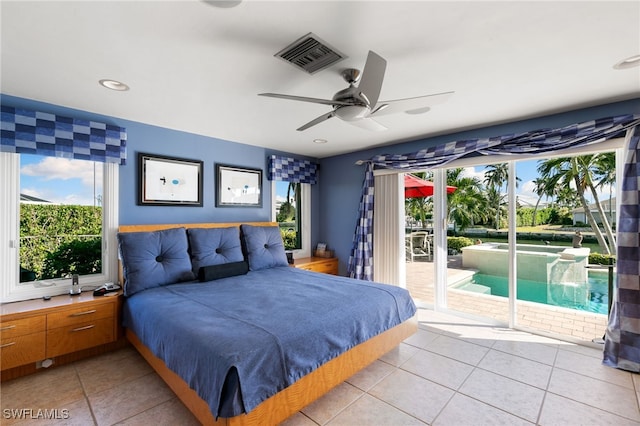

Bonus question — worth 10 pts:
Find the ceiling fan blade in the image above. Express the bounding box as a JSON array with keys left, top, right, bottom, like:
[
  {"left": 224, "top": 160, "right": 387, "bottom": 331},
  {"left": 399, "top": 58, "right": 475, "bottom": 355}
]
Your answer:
[
  {"left": 296, "top": 111, "right": 336, "bottom": 131},
  {"left": 259, "top": 93, "right": 351, "bottom": 107},
  {"left": 346, "top": 117, "right": 387, "bottom": 132},
  {"left": 357, "top": 51, "right": 386, "bottom": 108},
  {"left": 371, "top": 91, "right": 454, "bottom": 117}
]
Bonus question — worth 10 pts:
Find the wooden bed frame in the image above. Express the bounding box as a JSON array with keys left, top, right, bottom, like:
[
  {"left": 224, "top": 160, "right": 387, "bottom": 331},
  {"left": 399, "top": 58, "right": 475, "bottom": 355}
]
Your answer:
[{"left": 118, "top": 222, "right": 418, "bottom": 425}]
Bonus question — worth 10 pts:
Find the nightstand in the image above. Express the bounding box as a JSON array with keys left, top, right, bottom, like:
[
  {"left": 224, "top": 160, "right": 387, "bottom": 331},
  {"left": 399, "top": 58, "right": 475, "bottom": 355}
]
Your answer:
[
  {"left": 292, "top": 257, "right": 339, "bottom": 275},
  {"left": 1, "top": 291, "right": 122, "bottom": 374}
]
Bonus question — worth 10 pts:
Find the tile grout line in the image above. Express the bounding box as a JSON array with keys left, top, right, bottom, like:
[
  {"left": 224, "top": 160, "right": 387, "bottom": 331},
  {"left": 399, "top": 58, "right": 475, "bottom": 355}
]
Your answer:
[
  {"left": 73, "top": 363, "right": 99, "bottom": 426},
  {"left": 534, "top": 342, "right": 561, "bottom": 425}
]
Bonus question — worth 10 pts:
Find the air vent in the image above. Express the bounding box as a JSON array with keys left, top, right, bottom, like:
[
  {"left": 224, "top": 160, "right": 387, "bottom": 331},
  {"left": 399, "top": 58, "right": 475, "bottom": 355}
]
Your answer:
[{"left": 275, "top": 33, "right": 346, "bottom": 74}]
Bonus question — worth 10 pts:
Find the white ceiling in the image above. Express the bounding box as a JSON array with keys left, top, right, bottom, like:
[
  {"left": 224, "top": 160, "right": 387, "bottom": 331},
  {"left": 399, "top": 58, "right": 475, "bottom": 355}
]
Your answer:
[{"left": 2, "top": 1, "right": 639, "bottom": 158}]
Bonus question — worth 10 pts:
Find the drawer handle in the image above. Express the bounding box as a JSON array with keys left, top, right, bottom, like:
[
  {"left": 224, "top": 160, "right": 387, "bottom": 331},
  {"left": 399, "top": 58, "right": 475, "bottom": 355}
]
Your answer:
[
  {"left": 0, "top": 342, "right": 16, "bottom": 348},
  {"left": 70, "top": 309, "right": 97, "bottom": 317},
  {"left": 0, "top": 325, "right": 17, "bottom": 331},
  {"left": 71, "top": 325, "right": 96, "bottom": 332}
]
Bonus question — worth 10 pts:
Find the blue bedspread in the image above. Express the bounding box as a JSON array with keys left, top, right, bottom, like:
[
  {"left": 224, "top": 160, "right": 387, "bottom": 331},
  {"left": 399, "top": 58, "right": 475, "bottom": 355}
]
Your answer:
[{"left": 123, "top": 266, "right": 416, "bottom": 418}]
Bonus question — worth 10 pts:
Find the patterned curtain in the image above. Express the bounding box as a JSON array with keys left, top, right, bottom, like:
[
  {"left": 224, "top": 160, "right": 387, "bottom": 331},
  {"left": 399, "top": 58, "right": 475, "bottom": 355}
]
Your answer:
[
  {"left": 603, "top": 125, "right": 640, "bottom": 373},
  {"left": 268, "top": 154, "right": 318, "bottom": 184},
  {"left": 0, "top": 106, "right": 127, "bottom": 165},
  {"left": 347, "top": 162, "right": 375, "bottom": 280},
  {"left": 348, "top": 114, "right": 640, "bottom": 282}
]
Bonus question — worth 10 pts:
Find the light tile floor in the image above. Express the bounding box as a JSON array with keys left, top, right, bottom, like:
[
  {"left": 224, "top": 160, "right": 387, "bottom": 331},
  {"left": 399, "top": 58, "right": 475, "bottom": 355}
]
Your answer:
[{"left": 2, "top": 309, "right": 638, "bottom": 425}]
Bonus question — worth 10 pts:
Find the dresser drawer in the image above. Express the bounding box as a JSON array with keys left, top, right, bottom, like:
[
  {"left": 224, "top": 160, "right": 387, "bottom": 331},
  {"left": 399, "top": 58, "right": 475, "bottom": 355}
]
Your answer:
[
  {"left": 46, "top": 317, "right": 114, "bottom": 357},
  {"left": 47, "top": 303, "right": 114, "bottom": 329},
  {"left": 0, "top": 315, "right": 46, "bottom": 338},
  {"left": 1, "top": 332, "right": 46, "bottom": 370},
  {"left": 297, "top": 259, "right": 338, "bottom": 275},
  {"left": 309, "top": 259, "right": 338, "bottom": 275}
]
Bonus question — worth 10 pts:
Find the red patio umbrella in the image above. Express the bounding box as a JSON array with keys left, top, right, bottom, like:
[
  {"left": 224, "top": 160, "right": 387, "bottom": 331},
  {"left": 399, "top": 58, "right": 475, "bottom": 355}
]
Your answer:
[{"left": 404, "top": 174, "right": 456, "bottom": 198}]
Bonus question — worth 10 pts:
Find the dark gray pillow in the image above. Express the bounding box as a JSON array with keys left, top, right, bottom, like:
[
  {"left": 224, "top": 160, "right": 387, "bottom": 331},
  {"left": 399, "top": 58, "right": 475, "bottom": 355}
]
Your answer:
[
  {"left": 198, "top": 261, "right": 249, "bottom": 282},
  {"left": 240, "top": 224, "right": 289, "bottom": 271},
  {"left": 117, "top": 227, "right": 195, "bottom": 296}
]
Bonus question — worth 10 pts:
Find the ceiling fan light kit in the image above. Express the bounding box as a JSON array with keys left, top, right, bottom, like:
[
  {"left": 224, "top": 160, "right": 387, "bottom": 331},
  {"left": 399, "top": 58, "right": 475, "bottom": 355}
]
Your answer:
[{"left": 259, "top": 49, "right": 454, "bottom": 131}]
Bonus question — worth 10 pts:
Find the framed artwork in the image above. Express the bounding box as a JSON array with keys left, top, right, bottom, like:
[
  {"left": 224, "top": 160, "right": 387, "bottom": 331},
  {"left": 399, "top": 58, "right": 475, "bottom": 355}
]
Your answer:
[
  {"left": 138, "top": 153, "right": 203, "bottom": 206},
  {"left": 216, "top": 164, "right": 262, "bottom": 207}
]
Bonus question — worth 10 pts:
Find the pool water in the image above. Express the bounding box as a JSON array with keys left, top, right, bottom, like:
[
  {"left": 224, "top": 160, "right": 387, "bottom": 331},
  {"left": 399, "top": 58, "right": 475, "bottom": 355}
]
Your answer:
[{"left": 454, "top": 272, "right": 611, "bottom": 315}]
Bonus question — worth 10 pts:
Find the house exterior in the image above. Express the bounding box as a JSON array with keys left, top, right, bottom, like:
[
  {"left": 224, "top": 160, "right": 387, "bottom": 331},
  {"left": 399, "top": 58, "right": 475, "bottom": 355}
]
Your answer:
[{"left": 571, "top": 197, "right": 617, "bottom": 226}]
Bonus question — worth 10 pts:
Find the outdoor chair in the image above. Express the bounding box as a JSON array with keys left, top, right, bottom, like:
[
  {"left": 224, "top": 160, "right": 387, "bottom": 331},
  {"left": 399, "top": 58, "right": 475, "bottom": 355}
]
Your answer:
[{"left": 405, "top": 231, "right": 432, "bottom": 262}]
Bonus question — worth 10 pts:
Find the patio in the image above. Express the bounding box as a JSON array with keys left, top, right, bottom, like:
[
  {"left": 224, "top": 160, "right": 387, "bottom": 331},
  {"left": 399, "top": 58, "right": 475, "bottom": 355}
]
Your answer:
[{"left": 405, "top": 256, "right": 609, "bottom": 343}]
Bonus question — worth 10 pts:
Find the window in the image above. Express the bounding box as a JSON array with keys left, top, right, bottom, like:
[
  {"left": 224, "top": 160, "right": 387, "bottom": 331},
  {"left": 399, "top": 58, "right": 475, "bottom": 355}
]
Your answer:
[
  {"left": 273, "top": 180, "right": 311, "bottom": 258},
  {"left": 1, "top": 152, "right": 119, "bottom": 302}
]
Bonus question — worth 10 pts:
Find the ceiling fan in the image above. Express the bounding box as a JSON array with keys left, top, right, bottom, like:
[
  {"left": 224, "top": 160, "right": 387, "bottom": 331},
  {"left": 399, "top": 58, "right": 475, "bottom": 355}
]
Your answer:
[{"left": 259, "top": 50, "right": 454, "bottom": 132}]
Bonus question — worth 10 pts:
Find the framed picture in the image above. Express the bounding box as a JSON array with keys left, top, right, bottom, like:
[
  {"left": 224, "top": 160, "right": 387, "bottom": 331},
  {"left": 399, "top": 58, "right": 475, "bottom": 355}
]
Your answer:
[
  {"left": 138, "top": 153, "right": 203, "bottom": 206},
  {"left": 216, "top": 164, "right": 262, "bottom": 207}
]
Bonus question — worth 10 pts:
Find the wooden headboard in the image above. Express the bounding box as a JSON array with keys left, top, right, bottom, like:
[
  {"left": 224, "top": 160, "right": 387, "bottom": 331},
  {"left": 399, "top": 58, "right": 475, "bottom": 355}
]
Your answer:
[
  {"left": 117, "top": 221, "right": 278, "bottom": 285},
  {"left": 118, "top": 221, "right": 277, "bottom": 233}
]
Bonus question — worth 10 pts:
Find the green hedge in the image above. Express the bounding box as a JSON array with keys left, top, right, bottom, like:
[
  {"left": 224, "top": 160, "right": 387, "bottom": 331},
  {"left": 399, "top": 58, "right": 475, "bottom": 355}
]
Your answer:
[
  {"left": 20, "top": 204, "right": 102, "bottom": 280},
  {"left": 280, "top": 228, "right": 297, "bottom": 251},
  {"left": 447, "top": 236, "right": 474, "bottom": 253},
  {"left": 588, "top": 252, "right": 616, "bottom": 266}
]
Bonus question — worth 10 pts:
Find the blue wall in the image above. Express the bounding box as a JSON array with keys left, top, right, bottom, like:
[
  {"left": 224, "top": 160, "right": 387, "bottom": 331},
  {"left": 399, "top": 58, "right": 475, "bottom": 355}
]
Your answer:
[
  {"left": 1, "top": 95, "right": 320, "bottom": 243},
  {"left": 319, "top": 99, "right": 640, "bottom": 275}
]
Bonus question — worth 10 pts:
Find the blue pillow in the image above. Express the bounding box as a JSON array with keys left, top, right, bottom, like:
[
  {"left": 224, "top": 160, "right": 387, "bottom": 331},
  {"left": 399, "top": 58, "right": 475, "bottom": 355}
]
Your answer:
[
  {"left": 118, "top": 227, "right": 195, "bottom": 296},
  {"left": 187, "top": 227, "right": 244, "bottom": 275},
  {"left": 240, "top": 224, "right": 289, "bottom": 271}
]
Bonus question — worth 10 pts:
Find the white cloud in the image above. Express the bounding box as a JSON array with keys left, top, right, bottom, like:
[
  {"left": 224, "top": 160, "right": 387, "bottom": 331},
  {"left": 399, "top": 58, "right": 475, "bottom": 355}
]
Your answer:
[
  {"left": 20, "top": 157, "right": 102, "bottom": 205},
  {"left": 460, "top": 167, "right": 486, "bottom": 182},
  {"left": 21, "top": 157, "right": 102, "bottom": 187}
]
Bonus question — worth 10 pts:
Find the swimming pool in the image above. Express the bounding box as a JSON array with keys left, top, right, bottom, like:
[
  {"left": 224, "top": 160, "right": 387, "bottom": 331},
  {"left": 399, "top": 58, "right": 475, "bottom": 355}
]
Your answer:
[{"left": 453, "top": 271, "right": 610, "bottom": 314}]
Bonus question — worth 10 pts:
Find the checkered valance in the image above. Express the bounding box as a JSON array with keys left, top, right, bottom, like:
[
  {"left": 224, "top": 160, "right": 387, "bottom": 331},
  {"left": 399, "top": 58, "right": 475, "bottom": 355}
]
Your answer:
[
  {"left": 268, "top": 154, "right": 318, "bottom": 184},
  {"left": 0, "top": 106, "right": 127, "bottom": 165},
  {"left": 369, "top": 114, "right": 640, "bottom": 171}
]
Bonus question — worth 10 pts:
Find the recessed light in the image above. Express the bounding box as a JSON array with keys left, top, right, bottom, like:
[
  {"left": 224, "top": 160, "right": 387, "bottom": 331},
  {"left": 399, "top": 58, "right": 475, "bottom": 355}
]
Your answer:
[
  {"left": 614, "top": 54, "right": 640, "bottom": 70},
  {"left": 313, "top": 139, "right": 328, "bottom": 144},
  {"left": 99, "top": 79, "right": 130, "bottom": 91}
]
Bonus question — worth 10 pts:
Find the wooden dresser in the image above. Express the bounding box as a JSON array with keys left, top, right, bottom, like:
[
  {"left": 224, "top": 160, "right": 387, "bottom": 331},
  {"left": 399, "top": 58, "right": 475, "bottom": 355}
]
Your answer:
[
  {"left": 0, "top": 292, "right": 123, "bottom": 378},
  {"left": 292, "top": 257, "right": 339, "bottom": 275}
]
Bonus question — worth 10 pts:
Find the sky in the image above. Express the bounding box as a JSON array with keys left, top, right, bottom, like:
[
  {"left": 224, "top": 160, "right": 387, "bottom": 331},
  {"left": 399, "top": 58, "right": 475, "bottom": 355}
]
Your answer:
[
  {"left": 459, "top": 159, "right": 613, "bottom": 206},
  {"left": 20, "top": 155, "right": 103, "bottom": 206}
]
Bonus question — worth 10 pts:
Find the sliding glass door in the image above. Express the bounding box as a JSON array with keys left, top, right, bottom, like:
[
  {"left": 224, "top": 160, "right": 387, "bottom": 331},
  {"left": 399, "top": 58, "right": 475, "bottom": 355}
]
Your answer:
[{"left": 403, "top": 141, "right": 623, "bottom": 342}]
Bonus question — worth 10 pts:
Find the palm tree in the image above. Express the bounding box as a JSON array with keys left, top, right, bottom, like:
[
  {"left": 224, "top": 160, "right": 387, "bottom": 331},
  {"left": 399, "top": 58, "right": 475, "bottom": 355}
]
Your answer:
[
  {"left": 530, "top": 178, "right": 550, "bottom": 226},
  {"left": 485, "top": 187, "right": 507, "bottom": 229},
  {"left": 447, "top": 168, "right": 488, "bottom": 232},
  {"left": 537, "top": 155, "right": 616, "bottom": 254},
  {"left": 483, "top": 163, "right": 520, "bottom": 229},
  {"left": 483, "top": 164, "right": 508, "bottom": 230},
  {"left": 578, "top": 154, "right": 616, "bottom": 253},
  {"left": 593, "top": 152, "right": 616, "bottom": 227},
  {"left": 404, "top": 171, "right": 435, "bottom": 229},
  {"left": 276, "top": 182, "right": 298, "bottom": 222}
]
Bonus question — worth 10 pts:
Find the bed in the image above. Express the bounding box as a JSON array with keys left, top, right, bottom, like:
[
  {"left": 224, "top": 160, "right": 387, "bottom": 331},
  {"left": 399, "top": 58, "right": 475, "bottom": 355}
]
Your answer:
[{"left": 117, "top": 222, "right": 417, "bottom": 425}]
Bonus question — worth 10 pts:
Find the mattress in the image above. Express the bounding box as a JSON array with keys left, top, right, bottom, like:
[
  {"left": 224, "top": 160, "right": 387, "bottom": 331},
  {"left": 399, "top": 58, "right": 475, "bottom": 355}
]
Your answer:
[{"left": 122, "top": 266, "right": 416, "bottom": 418}]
